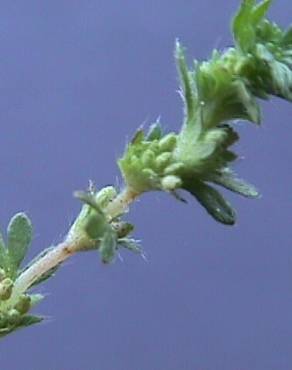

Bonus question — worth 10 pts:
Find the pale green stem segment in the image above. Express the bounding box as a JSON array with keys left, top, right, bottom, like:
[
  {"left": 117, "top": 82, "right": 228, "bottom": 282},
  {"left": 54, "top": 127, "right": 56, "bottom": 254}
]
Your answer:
[{"left": 6, "top": 187, "right": 139, "bottom": 308}]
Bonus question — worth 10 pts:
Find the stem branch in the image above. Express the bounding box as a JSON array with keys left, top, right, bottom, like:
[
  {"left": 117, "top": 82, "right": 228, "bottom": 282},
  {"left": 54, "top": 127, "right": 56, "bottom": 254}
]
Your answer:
[{"left": 9, "top": 187, "right": 139, "bottom": 305}]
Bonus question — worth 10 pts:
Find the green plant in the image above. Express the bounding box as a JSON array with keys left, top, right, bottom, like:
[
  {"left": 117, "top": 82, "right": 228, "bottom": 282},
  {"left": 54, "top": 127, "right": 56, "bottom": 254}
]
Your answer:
[{"left": 0, "top": 0, "right": 291, "bottom": 337}]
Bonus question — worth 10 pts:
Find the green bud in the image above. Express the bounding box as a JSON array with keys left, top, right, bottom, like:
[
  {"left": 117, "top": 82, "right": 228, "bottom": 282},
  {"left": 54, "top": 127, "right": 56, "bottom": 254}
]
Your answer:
[
  {"left": 95, "top": 186, "right": 117, "bottom": 209},
  {"left": 148, "top": 141, "right": 159, "bottom": 153},
  {"left": 0, "top": 278, "right": 13, "bottom": 300},
  {"left": 163, "top": 162, "right": 185, "bottom": 175},
  {"left": 142, "top": 168, "right": 157, "bottom": 179},
  {"left": 14, "top": 294, "right": 31, "bottom": 315},
  {"left": 130, "top": 155, "right": 140, "bottom": 168},
  {"left": 155, "top": 152, "right": 172, "bottom": 171},
  {"left": 113, "top": 222, "right": 134, "bottom": 239},
  {"left": 161, "top": 175, "right": 182, "bottom": 191},
  {"left": 141, "top": 149, "right": 155, "bottom": 168},
  {"left": 73, "top": 192, "right": 107, "bottom": 243},
  {"left": 158, "top": 134, "right": 177, "bottom": 152},
  {"left": 84, "top": 212, "right": 107, "bottom": 241},
  {"left": 7, "top": 309, "right": 20, "bottom": 325}
]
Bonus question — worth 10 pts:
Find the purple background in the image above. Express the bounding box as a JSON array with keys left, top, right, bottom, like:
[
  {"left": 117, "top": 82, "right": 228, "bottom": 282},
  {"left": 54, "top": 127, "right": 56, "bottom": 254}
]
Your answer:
[{"left": 0, "top": 1, "right": 292, "bottom": 369}]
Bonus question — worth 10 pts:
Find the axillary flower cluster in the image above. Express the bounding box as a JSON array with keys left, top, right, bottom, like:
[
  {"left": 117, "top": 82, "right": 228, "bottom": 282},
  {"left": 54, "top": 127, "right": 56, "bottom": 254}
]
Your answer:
[
  {"left": 119, "top": 0, "right": 292, "bottom": 225},
  {"left": 1, "top": 0, "right": 292, "bottom": 337}
]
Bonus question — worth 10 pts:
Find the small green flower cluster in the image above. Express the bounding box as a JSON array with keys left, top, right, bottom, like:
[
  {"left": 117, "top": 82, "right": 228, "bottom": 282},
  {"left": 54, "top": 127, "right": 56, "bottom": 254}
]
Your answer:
[
  {"left": 73, "top": 186, "right": 141, "bottom": 263},
  {"left": 118, "top": 124, "right": 184, "bottom": 193},
  {"left": 119, "top": 0, "right": 292, "bottom": 225}
]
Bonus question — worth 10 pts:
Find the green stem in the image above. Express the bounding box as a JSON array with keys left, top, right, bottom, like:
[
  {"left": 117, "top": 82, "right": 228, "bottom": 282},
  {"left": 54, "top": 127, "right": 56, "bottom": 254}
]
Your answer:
[{"left": 6, "top": 187, "right": 139, "bottom": 307}]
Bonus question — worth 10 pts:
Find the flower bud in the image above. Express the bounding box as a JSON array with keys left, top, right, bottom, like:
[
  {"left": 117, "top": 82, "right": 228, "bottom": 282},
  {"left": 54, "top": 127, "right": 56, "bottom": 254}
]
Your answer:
[
  {"left": 141, "top": 149, "right": 155, "bottom": 167},
  {"left": 142, "top": 168, "right": 157, "bottom": 179},
  {"left": 95, "top": 186, "right": 117, "bottom": 209},
  {"left": 155, "top": 152, "right": 172, "bottom": 171},
  {"left": 129, "top": 155, "right": 139, "bottom": 167},
  {"left": 7, "top": 309, "right": 20, "bottom": 325},
  {"left": 0, "top": 278, "right": 13, "bottom": 301},
  {"left": 15, "top": 294, "right": 31, "bottom": 314},
  {"left": 161, "top": 175, "right": 182, "bottom": 191},
  {"left": 158, "top": 133, "right": 177, "bottom": 152}
]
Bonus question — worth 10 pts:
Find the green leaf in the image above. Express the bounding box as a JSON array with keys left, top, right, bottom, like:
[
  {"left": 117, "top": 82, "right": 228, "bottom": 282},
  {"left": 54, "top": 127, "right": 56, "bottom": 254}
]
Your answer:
[
  {"left": 232, "top": 0, "right": 256, "bottom": 52},
  {"left": 131, "top": 129, "right": 145, "bottom": 144},
  {"left": 0, "top": 315, "right": 43, "bottom": 339},
  {"left": 232, "top": 0, "right": 271, "bottom": 47},
  {"left": 146, "top": 122, "right": 163, "bottom": 141},
  {"left": 74, "top": 191, "right": 108, "bottom": 240},
  {"left": 7, "top": 213, "right": 32, "bottom": 272},
  {"left": 193, "top": 56, "right": 261, "bottom": 127},
  {"left": 99, "top": 229, "right": 117, "bottom": 264},
  {"left": 183, "top": 180, "right": 236, "bottom": 225},
  {"left": 233, "top": 80, "right": 261, "bottom": 124},
  {"left": 175, "top": 40, "right": 196, "bottom": 122},
  {"left": 17, "top": 315, "right": 43, "bottom": 329},
  {"left": 232, "top": 0, "right": 272, "bottom": 52},
  {"left": 282, "top": 26, "right": 292, "bottom": 46},
  {"left": 251, "top": 0, "right": 272, "bottom": 26},
  {"left": 209, "top": 172, "right": 260, "bottom": 198},
  {"left": 74, "top": 191, "right": 103, "bottom": 215}
]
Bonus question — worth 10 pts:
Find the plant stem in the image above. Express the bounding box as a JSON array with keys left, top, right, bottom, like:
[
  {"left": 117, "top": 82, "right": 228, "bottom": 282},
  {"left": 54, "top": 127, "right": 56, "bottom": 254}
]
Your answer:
[
  {"left": 8, "top": 187, "right": 139, "bottom": 306},
  {"left": 105, "top": 187, "right": 139, "bottom": 220}
]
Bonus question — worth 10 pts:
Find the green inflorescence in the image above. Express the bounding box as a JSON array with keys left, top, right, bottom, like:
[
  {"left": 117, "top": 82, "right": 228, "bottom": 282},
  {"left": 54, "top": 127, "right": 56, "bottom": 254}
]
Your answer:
[
  {"left": 119, "top": 0, "right": 292, "bottom": 224},
  {"left": 73, "top": 186, "right": 141, "bottom": 263},
  {"left": 118, "top": 124, "right": 184, "bottom": 193}
]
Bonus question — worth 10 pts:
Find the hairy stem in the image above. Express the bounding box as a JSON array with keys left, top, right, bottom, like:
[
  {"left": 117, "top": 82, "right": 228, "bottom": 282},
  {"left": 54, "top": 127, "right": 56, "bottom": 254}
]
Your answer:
[
  {"left": 105, "top": 187, "right": 139, "bottom": 220},
  {"left": 8, "top": 187, "right": 139, "bottom": 305}
]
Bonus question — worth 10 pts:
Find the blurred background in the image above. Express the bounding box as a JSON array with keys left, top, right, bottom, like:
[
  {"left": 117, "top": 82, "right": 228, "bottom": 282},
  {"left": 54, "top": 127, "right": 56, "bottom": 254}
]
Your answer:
[{"left": 0, "top": 0, "right": 292, "bottom": 369}]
